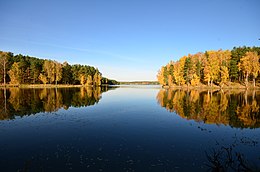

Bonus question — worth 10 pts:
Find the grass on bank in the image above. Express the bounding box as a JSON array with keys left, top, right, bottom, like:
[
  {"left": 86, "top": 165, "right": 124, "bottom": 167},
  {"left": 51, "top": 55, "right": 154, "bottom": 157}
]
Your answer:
[
  {"left": 162, "top": 81, "right": 260, "bottom": 90},
  {"left": 0, "top": 84, "right": 95, "bottom": 88}
]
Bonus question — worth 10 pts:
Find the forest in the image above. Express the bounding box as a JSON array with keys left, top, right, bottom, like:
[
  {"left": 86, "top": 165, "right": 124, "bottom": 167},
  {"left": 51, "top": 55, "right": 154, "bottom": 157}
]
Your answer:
[
  {"left": 0, "top": 51, "right": 118, "bottom": 86},
  {"left": 157, "top": 46, "right": 260, "bottom": 88}
]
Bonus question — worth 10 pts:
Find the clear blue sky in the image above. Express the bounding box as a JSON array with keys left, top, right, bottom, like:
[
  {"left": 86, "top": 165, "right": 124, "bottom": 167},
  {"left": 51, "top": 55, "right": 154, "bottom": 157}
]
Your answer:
[{"left": 0, "top": 0, "right": 259, "bottom": 81}]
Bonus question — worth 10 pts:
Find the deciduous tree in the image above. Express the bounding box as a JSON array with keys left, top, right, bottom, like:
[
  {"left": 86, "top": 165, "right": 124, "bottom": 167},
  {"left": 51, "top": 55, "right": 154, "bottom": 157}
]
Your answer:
[
  {"left": 157, "top": 66, "right": 166, "bottom": 86},
  {"left": 0, "top": 51, "right": 12, "bottom": 85},
  {"left": 191, "top": 74, "right": 200, "bottom": 86},
  {"left": 238, "top": 53, "right": 252, "bottom": 87},
  {"left": 86, "top": 75, "right": 93, "bottom": 86},
  {"left": 38, "top": 73, "right": 48, "bottom": 84},
  {"left": 8, "top": 62, "right": 22, "bottom": 84},
  {"left": 54, "top": 61, "right": 63, "bottom": 85},
  {"left": 220, "top": 66, "right": 229, "bottom": 87},
  {"left": 80, "top": 74, "right": 86, "bottom": 85},
  {"left": 203, "top": 51, "right": 220, "bottom": 86},
  {"left": 238, "top": 51, "right": 260, "bottom": 87},
  {"left": 43, "top": 60, "right": 55, "bottom": 84}
]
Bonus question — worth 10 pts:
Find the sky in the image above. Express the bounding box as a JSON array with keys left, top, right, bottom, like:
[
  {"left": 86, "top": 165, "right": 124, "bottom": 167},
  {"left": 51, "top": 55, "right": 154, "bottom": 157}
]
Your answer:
[{"left": 0, "top": 0, "right": 259, "bottom": 81}]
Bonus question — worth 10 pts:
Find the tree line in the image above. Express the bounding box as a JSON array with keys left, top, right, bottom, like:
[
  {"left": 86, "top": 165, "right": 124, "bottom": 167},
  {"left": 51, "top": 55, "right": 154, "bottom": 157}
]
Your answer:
[
  {"left": 0, "top": 50, "right": 118, "bottom": 86},
  {"left": 157, "top": 46, "right": 260, "bottom": 87}
]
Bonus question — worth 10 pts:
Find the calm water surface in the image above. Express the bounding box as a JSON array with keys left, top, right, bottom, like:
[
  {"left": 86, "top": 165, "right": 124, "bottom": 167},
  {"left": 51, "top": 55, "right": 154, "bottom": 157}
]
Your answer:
[{"left": 0, "top": 87, "right": 259, "bottom": 171}]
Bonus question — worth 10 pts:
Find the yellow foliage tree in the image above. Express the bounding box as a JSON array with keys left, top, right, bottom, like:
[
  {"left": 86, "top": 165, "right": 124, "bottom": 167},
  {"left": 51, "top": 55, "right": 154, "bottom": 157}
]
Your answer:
[
  {"left": 220, "top": 66, "right": 229, "bottom": 87},
  {"left": 157, "top": 66, "right": 166, "bottom": 86},
  {"left": 204, "top": 73, "right": 211, "bottom": 86},
  {"left": 86, "top": 75, "right": 93, "bottom": 86},
  {"left": 173, "top": 61, "right": 185, "bottom": 86},
  {"left": 0, "top": 51, "right": 11, "bottom": 85},
  {"left": 218, "top": 50, "right": 231, "bottom": 66},
  {"left": 168, "top": 75, "right": 173, "bottom": 86},
  {"left": 203, "top": 51, "right": 220, "bottom": 86},
  {"left": 38, "top": 73, "right": 48, "bottom": 84},
  {"left": 54, "top": 61, "right": 63, "bottom": 85},
  {"left": 80, "top": 74, "right": 86, "bottom": 85},
  {"left": 191, "top": 74, "right": 200, "bottom": 86},
  {"left": 238, "top": 51, "right": 259, "bottom": 87},
  {"left": 249, "top": 52, "right": 260, "bottom": 87},
  {"left": 93, "top": 71, "right": 102, "bottom": 86},
  {"left": 43, "top": 60, "right": 55, "bottom": 84},
  {"left": 8, "top": 62, "right": 22, "bottom": 85}
]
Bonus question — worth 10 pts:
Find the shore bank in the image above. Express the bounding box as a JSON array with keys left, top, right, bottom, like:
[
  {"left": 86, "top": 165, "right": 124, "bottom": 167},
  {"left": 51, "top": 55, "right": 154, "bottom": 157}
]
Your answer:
[
  {"left": 0, "top": 84, "right": 112, "bottom": 88},
  {"left": 162, "top": 82, "right": 260, "bottom": 90}
]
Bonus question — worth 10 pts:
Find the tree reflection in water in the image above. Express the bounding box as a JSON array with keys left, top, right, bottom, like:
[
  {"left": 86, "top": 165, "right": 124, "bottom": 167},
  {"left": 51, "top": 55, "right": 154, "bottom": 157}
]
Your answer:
[
  {"left": 0, "top": 87, "right": 111, "bottom": 120},
  {"left": 157, "top": 89, "right": 260, "bottom": 128},
  {"left": 157, "top": 88, "right": 260, "bottom": 171}
]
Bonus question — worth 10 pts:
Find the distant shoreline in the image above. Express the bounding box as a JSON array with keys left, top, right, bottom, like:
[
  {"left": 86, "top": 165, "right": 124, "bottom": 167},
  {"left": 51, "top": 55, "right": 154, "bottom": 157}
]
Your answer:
[{"left": 119, "top": 81, "right": 159, "bottom": 85}]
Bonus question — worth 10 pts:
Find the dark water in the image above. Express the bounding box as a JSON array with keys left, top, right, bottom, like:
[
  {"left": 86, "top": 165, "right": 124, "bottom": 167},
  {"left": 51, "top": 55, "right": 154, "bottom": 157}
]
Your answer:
[{"left": 0, "top": 87, "right": 259, "bottom": 171}]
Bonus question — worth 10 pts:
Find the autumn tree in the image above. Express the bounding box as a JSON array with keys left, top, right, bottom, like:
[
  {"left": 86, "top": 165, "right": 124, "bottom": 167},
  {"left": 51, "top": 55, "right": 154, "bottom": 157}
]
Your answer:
[
  {"left": 86, "top": 75, "right": 93, "bottom": 86},
  {"left": 238, "top": 53, "right": 252, "bottom": 87},
  {"left": 163, "top": 66, "right": 169, "bottom": 85},
  {"left": 173, "top": 59, "right": 185, "bottom": 86},
  {"left": 43, "top": 60, "right": 55, "bottom": 84},
  {"left": 250, "top": 52, "right": 260, "bottom": 87},
  {"left": 93, "top": 71, "right": 102, "bottom": 86},
  {"left": 168, "top": 75, "right": 173, "bottom": 86},
  {"left": 218, "top": 50, "right": 231, "bottom": 86},
  {"left": 41, "top": 60, "right": 62, "bottom": 85},
  {"left": 220, "top": 66, "right": 229, "bottom": 87},
  {"left": 190, "top": 74, "right": 200, "bottom": 86},
  {"left": 157, "top": 66, "right": 166, "bottom": 86},
  {"left": 8, "top": 62, "right": 23, "bottom": 84},
  {"left": 238, "top": 51, "right": 260, "bottom": 87},
  {"left": 203, "top": 51, "right": 219, "bottom": 86},
  {"left": 38, "top": 73, "right": 48, "bottom": 84},
  {"left": 54, "top": 61, "right": 63, "bottom": 85},
  {"left": 218, "top": 50, "right": 231, "bottom": 67},
  {"left": 0, "top": 51, "right": 12, "bottom": 85},
  {"left": 80, "top": 74, "right": 86, "bottom": 85},
  {"left": 203, "top": 50, "right": 230, "bottom": 86},
  {"left": 166, "top": 62, "right": 174, "bottom": 86}
]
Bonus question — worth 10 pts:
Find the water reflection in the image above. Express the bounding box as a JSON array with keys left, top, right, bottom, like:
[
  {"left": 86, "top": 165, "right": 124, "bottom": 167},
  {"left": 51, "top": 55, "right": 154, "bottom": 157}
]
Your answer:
[
  {"left": 0, "top": 87, "right": 113, "bottom": 120},
  {"left": 0, "top": 87, "right": 259, "bottom": 171},
  {"left": 157, "top": 89, "right": 260, "bottom": 128}
]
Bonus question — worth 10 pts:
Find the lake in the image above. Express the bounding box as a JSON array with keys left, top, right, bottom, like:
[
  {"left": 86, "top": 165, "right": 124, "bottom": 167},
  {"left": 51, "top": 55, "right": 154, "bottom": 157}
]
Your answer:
[{"left": 0, "top": 86, "right": 259, "bottom": 171}]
